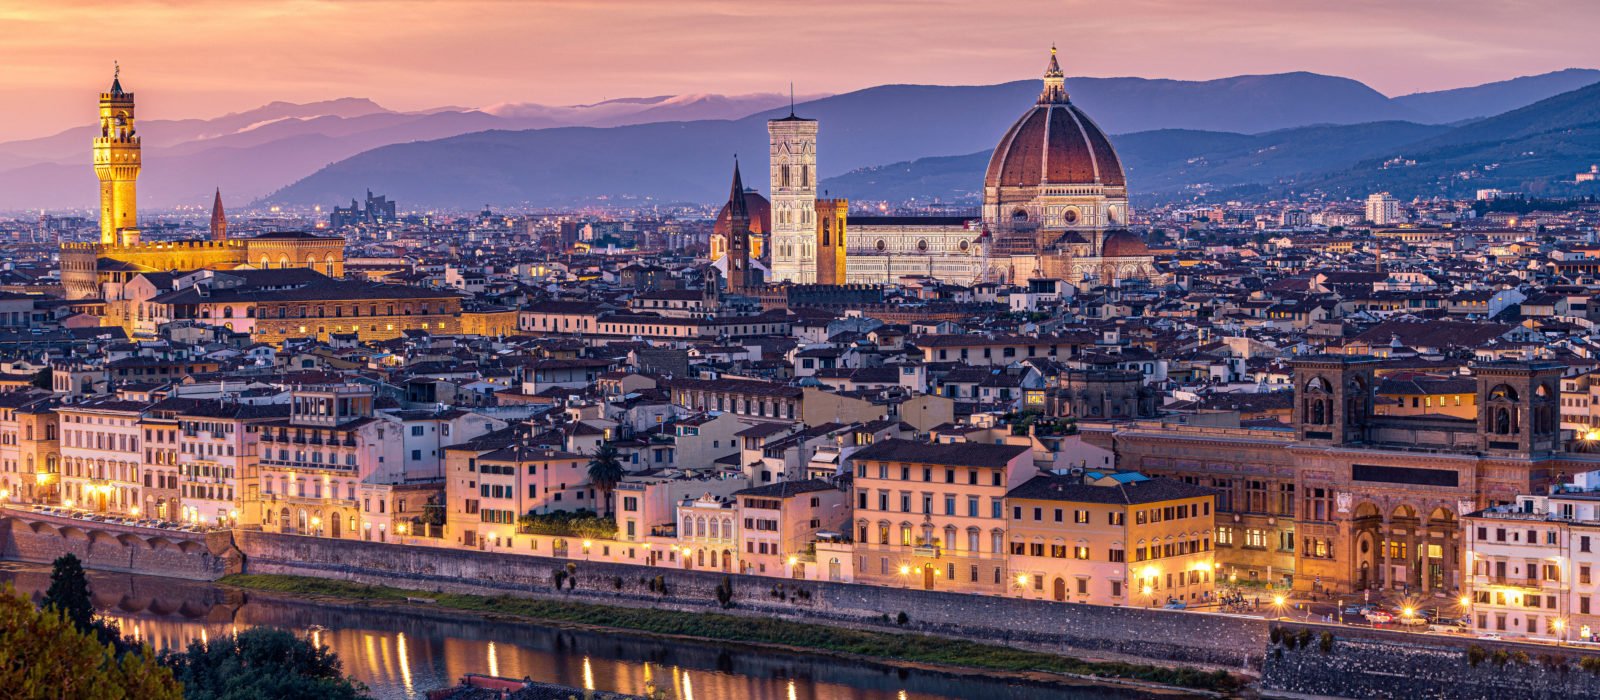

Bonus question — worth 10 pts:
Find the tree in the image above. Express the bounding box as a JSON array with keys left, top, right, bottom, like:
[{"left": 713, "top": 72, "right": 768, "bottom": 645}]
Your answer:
[
  {"left": 0, "top": 584, "right": 181, "bottom": 699},
  {"left": 43, "top": 553, "right": 95, "bottom": 634},
  {"left": 586, "top": 442, "right": 625, "bottom": 516},
  {"left": 160, "top": 627, "right": 371, "bottom": 700}
]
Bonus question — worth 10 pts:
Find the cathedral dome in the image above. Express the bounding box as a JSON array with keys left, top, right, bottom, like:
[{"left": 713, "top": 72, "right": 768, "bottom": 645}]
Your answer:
[
  {"left": 713, "top": 190, "right": 771, "bottom": 240},
  {"left": 1101, "top": 230, "right": 1149, "bottom": 257},
  {"left": 984, "top": 50, "right": 1125, "bottom": 190}
]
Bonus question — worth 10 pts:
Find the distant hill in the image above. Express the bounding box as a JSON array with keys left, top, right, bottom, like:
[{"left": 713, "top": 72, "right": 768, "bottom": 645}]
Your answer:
[
  {"left": 0, "top": 94, "right": 797, "bottom": 210},
  {"left": 7, "top": 68, "right": 1597, "bottom": 211},
  {"left": 260, "top": 71, "right": 1551, "bottom": 209},
  {"left": 1392, "top": 69, "right": 1600, "bottom": 124},
  {"left": 829, "top": 80, "right": 1600, "bottom": 204},
  {"left": 1298, "top": 80, "right": 1600, "bottom": 199},
  {"left": 820, "top": 122, "right": 1452, "bottom": 203}
]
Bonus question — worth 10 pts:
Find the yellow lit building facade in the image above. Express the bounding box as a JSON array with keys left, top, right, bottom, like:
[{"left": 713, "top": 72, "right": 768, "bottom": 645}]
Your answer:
[
  {"left": 848, "top": 439, "right": 1035, "bottom": 594},
  {"left": 1006, "top": 471, "right": 1216, "bottom": 607}
]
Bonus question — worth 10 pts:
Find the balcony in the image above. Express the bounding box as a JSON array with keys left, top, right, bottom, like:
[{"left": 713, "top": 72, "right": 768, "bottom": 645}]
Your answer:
[{"left": 260, "top": 492, "right": 358, "bottom": 509}]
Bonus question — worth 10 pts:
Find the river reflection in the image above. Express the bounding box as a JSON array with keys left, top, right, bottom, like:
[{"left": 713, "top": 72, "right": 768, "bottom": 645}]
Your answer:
[{"left": 0, "top": 564, "right": 1175, "bottom": 700}]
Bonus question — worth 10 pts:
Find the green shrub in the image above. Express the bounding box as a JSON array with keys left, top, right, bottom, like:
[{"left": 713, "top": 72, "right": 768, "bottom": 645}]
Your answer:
[
  {"left": 1318, "top": 631, "right": 1334, "bottom": 654},
  {"left": 896, "top": 611, "right": 909, "bottom": 626},
  {"left": 1492, "top": 649, "right": 1510, "bottom": 667},
  {"left": 714, "top": 577, "right": 734, "bottom": 609},
  {"left": 1578, "top": 656, "right": 1600, "bottom": 674},
  {"left": 1467, "top": 645, "right": 1487, "bottom": 667},
  {"left": 517, "top": 509, "right": 618, "bottom": 539},
  {"left": 1269, "top": 626, "right": 1283, "bottom": 645}
]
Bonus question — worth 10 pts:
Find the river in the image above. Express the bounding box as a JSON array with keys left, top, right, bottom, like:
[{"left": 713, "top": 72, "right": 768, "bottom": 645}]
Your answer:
[{"left": 0, "top": 563, "right": 1180, "bottom": 700}]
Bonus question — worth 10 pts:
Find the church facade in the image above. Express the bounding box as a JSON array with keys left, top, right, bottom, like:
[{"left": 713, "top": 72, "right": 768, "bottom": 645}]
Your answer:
[{"left": 60, "top": 71, "right": 346, "bottom": 301}]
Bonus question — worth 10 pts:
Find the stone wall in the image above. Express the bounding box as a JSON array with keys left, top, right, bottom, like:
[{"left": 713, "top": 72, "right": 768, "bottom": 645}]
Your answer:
[
  {"left": 0, "top": 509, "right": 241, "bottom": 581},
  {"left": 1262, "top": 623, "right": 1600, "bottom": 700},
  {"left": 235, "top": 530, "right": 1269, "bottom": 668}
]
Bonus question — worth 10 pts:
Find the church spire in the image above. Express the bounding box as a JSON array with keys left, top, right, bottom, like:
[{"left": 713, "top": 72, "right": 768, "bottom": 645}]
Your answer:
[
  {"left": 1038, "top": 45, "right": 1068, "bottom": 104},
  {"left": 728, "top": 157, "right": 748, "bottom": 220},
  {"left": 110, "top": 61, "right": 125, "bottom": 96},
  {"left": 210, "top": 187, "right": 228, "bottom": 241}
]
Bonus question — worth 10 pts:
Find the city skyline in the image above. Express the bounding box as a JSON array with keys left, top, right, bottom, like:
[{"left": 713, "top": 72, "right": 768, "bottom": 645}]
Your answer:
[{"left": 1, "top": 0, "right": 1598, "bottom": 139}]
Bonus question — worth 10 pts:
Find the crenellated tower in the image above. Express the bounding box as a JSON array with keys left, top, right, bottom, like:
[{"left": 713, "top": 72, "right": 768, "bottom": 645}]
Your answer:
[{"left": 94, "top": 64, "right": 141, "bottom": 246}]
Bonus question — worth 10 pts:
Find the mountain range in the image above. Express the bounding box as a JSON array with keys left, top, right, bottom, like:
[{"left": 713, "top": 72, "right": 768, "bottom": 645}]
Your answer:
[
  {"left": 1, "top": 68, "right": 1596, "bottom": 211},
  {"left": 827, "top": 79, "right": 1600, "bottom": 204},
  {"left": 0, "top": 93, "right": 799, "bottom": 211}
]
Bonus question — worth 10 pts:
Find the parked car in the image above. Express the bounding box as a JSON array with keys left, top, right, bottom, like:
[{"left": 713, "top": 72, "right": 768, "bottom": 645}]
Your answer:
[{"left": 1364, "top": 610, "right": 1395, "bottom": 624}]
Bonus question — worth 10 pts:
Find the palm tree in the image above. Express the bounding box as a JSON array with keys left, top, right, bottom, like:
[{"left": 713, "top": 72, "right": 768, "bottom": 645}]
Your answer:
[{"left": 586, "top": 443, "right": 625, "bottom": 517}]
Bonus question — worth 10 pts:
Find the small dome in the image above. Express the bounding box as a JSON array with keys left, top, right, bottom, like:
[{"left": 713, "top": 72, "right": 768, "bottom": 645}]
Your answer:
[
  {"left": 1101, "top": 231, "right": 1148, "bottom": 258},
  {"left": 713, "top": 190, "right": 771, "bottom": 239}
]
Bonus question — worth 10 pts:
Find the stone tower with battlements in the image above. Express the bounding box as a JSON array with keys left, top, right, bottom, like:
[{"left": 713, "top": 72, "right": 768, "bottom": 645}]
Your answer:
[{"left": 95, "top": 65, "right": 141, "bottom": 246}]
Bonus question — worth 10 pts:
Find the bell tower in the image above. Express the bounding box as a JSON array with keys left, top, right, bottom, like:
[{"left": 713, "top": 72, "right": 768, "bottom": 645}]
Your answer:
[
  {"left": 768, "top": 94, "right": 818, "bottom": 284},
  {"left": 95, "top": 63, "right": 141, "bottom": 246}
]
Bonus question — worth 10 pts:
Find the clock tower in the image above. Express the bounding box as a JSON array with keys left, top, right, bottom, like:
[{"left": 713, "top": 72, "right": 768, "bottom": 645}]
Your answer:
[{"left": 95, "top": 64, "right": 141, "bottom": 246}]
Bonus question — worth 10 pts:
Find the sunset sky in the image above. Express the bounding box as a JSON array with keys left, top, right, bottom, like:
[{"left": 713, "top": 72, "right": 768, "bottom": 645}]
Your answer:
[{"left": 1, "top": 0, "right": 1596, "bottom": 139}]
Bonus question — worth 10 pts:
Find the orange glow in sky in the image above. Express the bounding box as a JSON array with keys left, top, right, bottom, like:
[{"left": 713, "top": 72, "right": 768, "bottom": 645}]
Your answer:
[{"left": 0, "top": 0, "right": 1596, "bottom": 138}]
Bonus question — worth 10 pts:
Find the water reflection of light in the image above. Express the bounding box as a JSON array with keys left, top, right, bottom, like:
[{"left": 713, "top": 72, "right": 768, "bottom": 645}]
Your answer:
[
  {"left": 788, "top": 679, "right": 798, "bottom": 700},
  {"left": 683, "top": 669, "right": 694, "bottom": 700},
  {"left": 311, "top": 629, "right": 321, "bottom": 650},
  {"left": 487, "top": 641, "right": 499, "bottom": 678},
  {"left": 898, "top": 691, "right": 908, "bottom": 700},
  {"left": 200, "top": 628, "right": 208, "bottom": 645},
  {"left": 397, "top": 632, "right": 413, "bottom": 695},
  {"left": 583, "top": 656, "right": 595, "bottom": 691}
]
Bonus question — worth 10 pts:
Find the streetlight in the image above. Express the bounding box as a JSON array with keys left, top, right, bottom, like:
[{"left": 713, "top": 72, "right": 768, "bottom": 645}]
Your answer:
[
  {"left": 1554, "top": 617, "right": 1567, "bottom": 645},
  {"left": 1272, "top": 594, "right": 1287, "bottom": 619}
]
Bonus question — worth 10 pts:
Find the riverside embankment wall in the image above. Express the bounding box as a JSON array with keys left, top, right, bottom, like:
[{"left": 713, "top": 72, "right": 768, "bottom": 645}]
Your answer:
[
  {"left": 17, "top": 511, "right": 1600, "bottom": 698},
  {"left": 233, "top": 529, "right": 1268, "bottom": 668},
  {"left": 1261, "top": 623, "right": 1600, "bottom": 699}
]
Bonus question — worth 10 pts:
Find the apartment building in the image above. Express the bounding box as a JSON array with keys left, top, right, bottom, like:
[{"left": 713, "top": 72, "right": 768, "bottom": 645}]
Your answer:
[
  {"left": 1464, "top": 472, "right": 1600, "bottom": 642},
  {"left": 848, "top": 439, "right": 1034, "bottom": 594},
  {"left": 443, "top": 440, "right": 594, "bottom": 549},
  {"left": 175, "top": 400, "right": 286, "bottom": 526},
  {"left": 1006, "top": 471, "right": 1216, "bottom": 607},
  {"left": 732, "top": 478, "right": 850, "bottom": 577},
  {"left": 254, "top": 385, "right": 401, "bottom": 538},
  {"left": 57, "top": 397, "right": 148, "bottom": 515},
  {"left": 0, "top": 391, "right": 57, "bottom": 505}
]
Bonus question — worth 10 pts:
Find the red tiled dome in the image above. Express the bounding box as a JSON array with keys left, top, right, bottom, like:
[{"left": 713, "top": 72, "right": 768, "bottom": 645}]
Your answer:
[
  {"left": 984, "top": 103, "right": 1125, "bottom": 190},
  {"left": 713, "top": 190, "right": 771, "bottom": 239},
  {"left": 985, "top": 49, "right": 1124, "bottom": 191},
  {"left": 1101, "top": 230, "right": 1148, "bottom": 257}
]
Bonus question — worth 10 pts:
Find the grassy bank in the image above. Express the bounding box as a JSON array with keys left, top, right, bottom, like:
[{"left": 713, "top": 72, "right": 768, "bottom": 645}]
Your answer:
[{"left": 220, "top": 573, "right": 1242, "bottom": 693}]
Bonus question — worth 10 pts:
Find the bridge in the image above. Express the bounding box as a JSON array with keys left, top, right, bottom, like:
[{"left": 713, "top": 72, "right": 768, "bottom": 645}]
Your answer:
[{"left": 0, "top": 505, "right": 243, "bottom": 581}]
